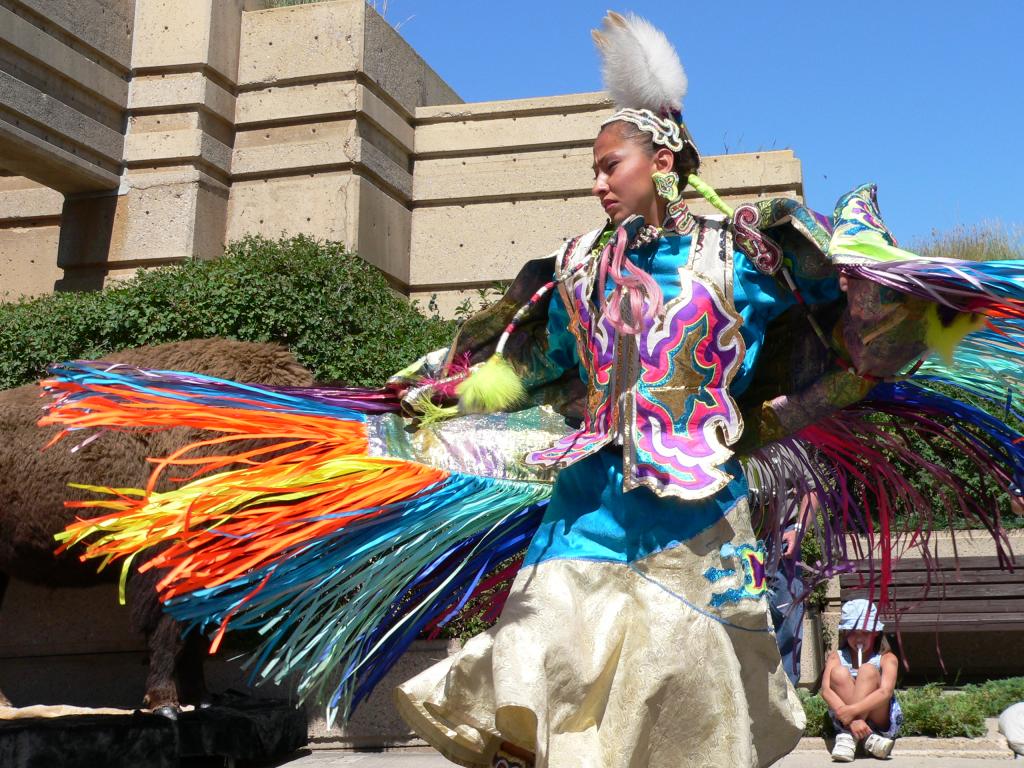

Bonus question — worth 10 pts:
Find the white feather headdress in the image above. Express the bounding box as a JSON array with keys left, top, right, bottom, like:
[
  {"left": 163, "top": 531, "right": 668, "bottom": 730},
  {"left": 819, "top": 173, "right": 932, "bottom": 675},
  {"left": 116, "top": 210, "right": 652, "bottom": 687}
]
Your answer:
[{"left": 592, "top": 11, "right": 688, "bottom": 115}]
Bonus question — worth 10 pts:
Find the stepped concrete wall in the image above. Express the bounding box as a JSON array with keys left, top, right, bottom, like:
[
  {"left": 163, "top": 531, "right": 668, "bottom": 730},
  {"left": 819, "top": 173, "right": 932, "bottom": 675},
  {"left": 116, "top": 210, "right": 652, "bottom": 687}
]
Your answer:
[{"left": 0, "top": 0, "right": 800, "bottom": 308}]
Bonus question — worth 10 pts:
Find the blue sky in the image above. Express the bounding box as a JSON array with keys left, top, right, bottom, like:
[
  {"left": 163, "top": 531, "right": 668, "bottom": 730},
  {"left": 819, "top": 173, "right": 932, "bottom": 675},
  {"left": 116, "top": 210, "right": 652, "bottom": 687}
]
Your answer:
[{"left": 390, "top": 1, "right": 1022, "bottom": 247}]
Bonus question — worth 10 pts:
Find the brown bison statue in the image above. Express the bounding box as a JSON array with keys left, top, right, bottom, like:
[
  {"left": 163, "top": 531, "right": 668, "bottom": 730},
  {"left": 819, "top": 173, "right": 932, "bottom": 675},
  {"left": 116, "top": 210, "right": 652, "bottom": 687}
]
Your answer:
[{"left": 0, "top": 338, "right": 315, "bottom": 716}]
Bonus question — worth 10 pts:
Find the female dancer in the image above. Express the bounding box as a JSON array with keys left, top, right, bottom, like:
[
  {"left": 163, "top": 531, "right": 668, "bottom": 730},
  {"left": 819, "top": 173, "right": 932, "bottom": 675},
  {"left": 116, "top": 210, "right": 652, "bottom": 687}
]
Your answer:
[{"left": 44, "top": 11, "right": 1024, "bottom": 768}]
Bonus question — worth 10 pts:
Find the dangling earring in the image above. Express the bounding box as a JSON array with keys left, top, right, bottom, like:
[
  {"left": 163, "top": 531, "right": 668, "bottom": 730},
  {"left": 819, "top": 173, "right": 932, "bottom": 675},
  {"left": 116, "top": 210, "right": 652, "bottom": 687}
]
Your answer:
[{"left": 652, "top": 170, "right": 680, "bottom": 201}]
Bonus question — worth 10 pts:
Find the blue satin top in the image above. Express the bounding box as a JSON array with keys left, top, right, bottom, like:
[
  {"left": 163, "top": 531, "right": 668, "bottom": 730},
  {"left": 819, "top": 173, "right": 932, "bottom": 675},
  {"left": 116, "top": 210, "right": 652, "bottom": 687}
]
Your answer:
[{"left": 524, "top": 234, "right": 839, "bottom": 567}]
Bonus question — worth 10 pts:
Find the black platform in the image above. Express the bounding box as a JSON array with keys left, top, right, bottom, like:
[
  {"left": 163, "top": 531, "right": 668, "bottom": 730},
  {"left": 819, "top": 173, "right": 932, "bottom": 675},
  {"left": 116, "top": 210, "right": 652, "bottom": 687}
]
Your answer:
[{"left": 0, "top": 696, "right": 307, "bottom": 768}]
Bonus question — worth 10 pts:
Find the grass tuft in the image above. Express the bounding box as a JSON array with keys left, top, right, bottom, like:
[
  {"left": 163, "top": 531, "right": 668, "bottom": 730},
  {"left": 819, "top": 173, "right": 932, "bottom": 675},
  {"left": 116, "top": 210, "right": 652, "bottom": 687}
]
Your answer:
[{"left": 911, "top": 222, "right": 1024, "bottom": 262}]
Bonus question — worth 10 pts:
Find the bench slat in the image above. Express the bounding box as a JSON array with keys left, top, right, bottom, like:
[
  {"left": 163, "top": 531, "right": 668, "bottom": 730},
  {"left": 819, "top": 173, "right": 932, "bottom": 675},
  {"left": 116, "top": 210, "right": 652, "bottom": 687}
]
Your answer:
[
  {"left": 841, "top": 583, "right": 1024, "bottom": 600},
  {"left": 837, "top": 556, "right": 1019, "bottom": 576},
  {"left": 848, "top": 598, "right": 1024, "bottom": 614},
  {"left": 840, "top": 570, "right": 1024, "bottom": 588},
  {"left": 886, "top": 619, "right": 1024, "bottom": 632}
]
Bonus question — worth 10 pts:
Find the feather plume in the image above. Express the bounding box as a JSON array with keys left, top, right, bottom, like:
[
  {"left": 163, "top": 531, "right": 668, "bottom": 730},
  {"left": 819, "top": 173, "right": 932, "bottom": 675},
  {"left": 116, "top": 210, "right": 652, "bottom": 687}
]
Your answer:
[{"left": 592, "top": 11, "right": 687, "bottom": 113}]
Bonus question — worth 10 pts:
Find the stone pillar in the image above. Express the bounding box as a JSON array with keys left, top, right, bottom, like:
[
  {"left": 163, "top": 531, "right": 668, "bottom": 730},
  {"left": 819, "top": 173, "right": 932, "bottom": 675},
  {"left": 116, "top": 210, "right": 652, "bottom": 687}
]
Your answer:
[
  {"left": 0, "top": 175, "right": 63, "bottom": 298},
  {"left": 58, "top": 0, "right": 250, "bottom": 285},
  {"left": 226, "top": 0, "right": 459, "bottom": 289}
]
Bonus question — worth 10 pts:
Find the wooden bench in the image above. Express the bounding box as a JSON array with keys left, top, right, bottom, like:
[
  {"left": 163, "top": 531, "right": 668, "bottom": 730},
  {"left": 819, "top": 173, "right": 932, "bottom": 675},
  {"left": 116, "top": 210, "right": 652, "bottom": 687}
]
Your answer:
[{"left": 838, "top": 556, "right": 1024, "bottom": 633}]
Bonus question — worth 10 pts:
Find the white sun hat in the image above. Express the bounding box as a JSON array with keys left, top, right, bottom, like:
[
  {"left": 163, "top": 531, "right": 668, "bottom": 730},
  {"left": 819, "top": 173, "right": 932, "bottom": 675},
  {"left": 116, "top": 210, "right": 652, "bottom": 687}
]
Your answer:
[{"left": 838, "top": 598, "right": 885, "bottom": 632}]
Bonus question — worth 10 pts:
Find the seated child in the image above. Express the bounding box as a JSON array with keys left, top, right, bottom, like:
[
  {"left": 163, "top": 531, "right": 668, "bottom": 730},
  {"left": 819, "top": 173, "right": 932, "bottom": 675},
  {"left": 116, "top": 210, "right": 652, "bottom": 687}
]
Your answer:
[{"left": 820, "top": 599, "right": 902, "bottom": 762}]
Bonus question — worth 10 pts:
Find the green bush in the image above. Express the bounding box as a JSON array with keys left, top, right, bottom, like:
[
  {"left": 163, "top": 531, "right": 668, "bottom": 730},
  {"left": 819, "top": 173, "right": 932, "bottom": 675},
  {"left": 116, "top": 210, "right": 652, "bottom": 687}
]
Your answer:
[
  {"left": 797, "top": 688, "right": 832, "bottom": 737},
  {"left": 962, "top": 677, "right": 1024, "bottom": 718},
  {"left": 897, "top": 684, "right": 987, "bottom": 738},
  {"left": 799, "top": 677, "right": 1024, "bottom": 739},
  {"left": 0, "top": 235, "right": 455, "bottom": 390}
]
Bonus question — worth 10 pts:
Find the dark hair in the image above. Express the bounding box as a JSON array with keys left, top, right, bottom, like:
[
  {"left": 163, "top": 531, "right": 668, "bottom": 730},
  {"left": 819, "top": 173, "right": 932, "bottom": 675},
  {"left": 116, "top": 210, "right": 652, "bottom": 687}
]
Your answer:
[{"left": 597, "top": 119, "right": 700, "bottom": 179}]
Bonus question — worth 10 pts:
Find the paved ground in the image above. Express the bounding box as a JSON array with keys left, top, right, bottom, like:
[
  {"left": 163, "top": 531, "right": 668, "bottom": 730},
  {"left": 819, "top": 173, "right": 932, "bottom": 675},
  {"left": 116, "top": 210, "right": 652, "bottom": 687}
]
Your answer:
[{"left": 255, "top": 747, "right": 1020, "bottom": 767}]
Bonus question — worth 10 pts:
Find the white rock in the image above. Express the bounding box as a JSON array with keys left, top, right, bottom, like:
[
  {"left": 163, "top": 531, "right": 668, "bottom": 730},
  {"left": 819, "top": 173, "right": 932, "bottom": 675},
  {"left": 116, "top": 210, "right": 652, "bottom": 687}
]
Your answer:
[{"left": 999, "top": 701, "right": 1024, "bottom": 756}]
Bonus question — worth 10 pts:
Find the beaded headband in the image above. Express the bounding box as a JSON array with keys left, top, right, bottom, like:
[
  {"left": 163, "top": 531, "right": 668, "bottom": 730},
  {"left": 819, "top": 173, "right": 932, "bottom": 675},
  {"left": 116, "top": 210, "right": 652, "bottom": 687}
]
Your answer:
[{"left": 601, "top": 108, "right": 702, "bottom": 171}]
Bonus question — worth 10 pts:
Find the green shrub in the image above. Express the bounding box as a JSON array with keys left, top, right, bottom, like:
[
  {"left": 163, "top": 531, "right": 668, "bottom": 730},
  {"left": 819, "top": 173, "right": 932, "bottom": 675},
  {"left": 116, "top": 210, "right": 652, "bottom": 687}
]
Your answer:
[
  {"left": 798, "top": 678, "right": 1024, "bottom": 739},
  {"left": 961, "top": 677, "right": 1024, "bottom": 718},
  {"left": 0, "top": 235, "right": 455, "bottom": 390},
  {"left": 896, "top": 684, "right": 987, "bottom": 738}
]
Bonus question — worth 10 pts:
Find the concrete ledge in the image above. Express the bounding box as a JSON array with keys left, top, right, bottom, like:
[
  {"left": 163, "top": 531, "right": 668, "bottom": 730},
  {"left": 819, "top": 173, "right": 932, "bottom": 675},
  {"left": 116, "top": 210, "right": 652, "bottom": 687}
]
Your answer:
[
  {"left": 360, "top": 85, "right": 415, "bottom": 152},
  {"left": 417, "top": 91, "right": 612, "bottom": 123},
  {"left": 0, "top": 183, "right": 62, "bottom": 222},
  {"left": 0, "top": 6, "right": 128, "bottom": 108},
  {"left": 13, "top": 0, "right": 134, "bottom": 72},
  {"left": 415, "top": 109, "right": 607, "bottom": 159},
  {"left": 0, "top": 118, "right": 120, "bottom": 193},
  {"left": 359, "top": 4, "right": 459, "bottom": 117},
  {"left": 132, "top": 0, "right": 241, "bottom": 84},
  {"left": 233, "top": 118, "right": 359, "bottom": 176},
  {"left": 226, "top": 171, "right": 360, "bottom": 245},
  {"left": 236, "top": 79, "right": 359, "bottom": 128},
  {"left": 414, "top": 148, "right": 802, "bottom": 206},
  {"left": 0, "top": 71, "right": 124, "bottom": 165},
  {"left": 124, "top": 128, "right": 232, "bottom": 176},
  {"left": 409, "top": 196, "right": 589, "bottom": 285},
  {"left": 130, "top": 73, "right": 236, "bottom": 125},
  {"left": 237, "top": 1, "right": 364, "bottom": 89},
  {"left": 793, "top": 718, "right": 1015, "bottom": 760},
  {"left": 700, "top": 151, "right": 804, "bottom": 197},
  {"left": 58, "top": 170, "right": 228, "bottom": 267},
  {"left": 232, "top": 124, "right": 411, "bottom": 201},
  {"left": 413, "top": 146, "right": 593, "bottom": 204}
]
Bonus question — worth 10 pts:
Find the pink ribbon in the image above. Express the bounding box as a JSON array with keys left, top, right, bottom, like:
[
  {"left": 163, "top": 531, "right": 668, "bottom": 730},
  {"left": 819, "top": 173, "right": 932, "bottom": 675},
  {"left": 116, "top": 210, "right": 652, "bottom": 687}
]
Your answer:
[{"left": 597, "top": 226, "right": 665, "bottom": 334}]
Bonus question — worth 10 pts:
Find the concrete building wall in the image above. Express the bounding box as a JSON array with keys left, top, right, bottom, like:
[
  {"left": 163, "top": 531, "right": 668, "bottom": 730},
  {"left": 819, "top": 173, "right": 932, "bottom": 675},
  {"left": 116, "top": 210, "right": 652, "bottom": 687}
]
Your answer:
[
  {"left": 0, "top": 0, "right": 801, "bottom": 306},
  {"left": 0, "top": 0, "right": 132, "bottom": 193},
  {"left": 0, "top": 173, "right": 62, "bottom": 297},
  {"left": 225, "top": 0, "right": 458, "bottom": 285},
  {"left": 0, "top": 0, "right": 134, "bottom": 296},
  {"left": 0, "top": 0, "right": 462, "bottom": 297},
  {"left": 410, "top": 92, "right": 803, "bottom": 315}
]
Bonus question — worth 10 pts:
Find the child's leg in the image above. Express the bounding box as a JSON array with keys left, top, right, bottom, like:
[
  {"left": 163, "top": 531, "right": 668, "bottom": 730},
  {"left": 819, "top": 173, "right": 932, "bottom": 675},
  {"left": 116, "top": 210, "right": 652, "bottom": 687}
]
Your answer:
[
  {"left": 852, "top": 664, "right": 892, "bottom": 731},
  {"left": 828, "top": 665, "right": 858, "bottom": 738},
  {"left": 829, "top": 665, "right": 856, "bottom": 704}
]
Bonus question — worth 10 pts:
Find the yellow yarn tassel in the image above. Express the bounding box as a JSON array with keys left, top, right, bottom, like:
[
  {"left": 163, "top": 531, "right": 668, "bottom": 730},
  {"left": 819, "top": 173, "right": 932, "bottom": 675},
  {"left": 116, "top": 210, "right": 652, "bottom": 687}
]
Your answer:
[
  {"left": 415, "top": 398, "right": 460, "bottom": 427},
  {"left": 456, "top": 355, "right": 526, "bottom": 413},
  {"left": 925, "top": 306, "right": 986, "bottom": 364}
]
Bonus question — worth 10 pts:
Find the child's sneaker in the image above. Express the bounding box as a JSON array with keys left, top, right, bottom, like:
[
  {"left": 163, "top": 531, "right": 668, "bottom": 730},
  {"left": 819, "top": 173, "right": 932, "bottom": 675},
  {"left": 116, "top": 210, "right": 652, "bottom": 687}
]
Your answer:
[
  {"left": 831, "top": 732, "right": 856, "bottom": 762},
  {"left": 864, "top": 733, "right": 895, "bottom": 759}
]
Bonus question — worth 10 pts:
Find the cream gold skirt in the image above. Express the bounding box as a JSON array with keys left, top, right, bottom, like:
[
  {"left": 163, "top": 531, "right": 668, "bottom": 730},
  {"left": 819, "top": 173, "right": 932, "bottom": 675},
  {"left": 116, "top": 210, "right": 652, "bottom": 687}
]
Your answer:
[{"left": 395, "top": 508, "right": 805, "bottom": 768}]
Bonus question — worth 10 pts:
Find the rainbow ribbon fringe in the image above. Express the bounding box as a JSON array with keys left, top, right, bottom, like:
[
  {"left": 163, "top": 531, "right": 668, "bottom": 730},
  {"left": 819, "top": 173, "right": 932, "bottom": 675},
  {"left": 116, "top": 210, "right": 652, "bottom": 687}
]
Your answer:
[{"left": 42, "top": 363, "right": 550, "bottom": 723}]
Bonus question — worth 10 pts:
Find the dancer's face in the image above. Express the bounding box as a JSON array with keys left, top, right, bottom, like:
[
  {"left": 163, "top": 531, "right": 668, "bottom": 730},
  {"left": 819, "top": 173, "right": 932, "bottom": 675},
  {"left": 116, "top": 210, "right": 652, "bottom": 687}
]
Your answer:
[{"left": 592, "top": 123, "right": 674, "bottom": 227}]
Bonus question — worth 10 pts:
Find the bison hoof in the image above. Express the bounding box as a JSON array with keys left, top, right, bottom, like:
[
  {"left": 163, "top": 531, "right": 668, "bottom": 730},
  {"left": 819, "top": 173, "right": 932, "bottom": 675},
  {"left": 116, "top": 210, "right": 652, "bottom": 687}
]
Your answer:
[{"left": 153, "top": 704, "right": 179, "bottom": 720}]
